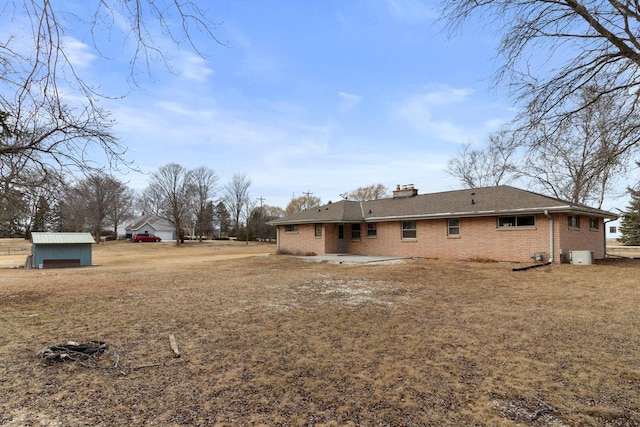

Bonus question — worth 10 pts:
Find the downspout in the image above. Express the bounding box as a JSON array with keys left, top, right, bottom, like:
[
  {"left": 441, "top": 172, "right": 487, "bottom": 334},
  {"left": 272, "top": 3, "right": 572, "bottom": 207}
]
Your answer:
[
  {"left": 544, "top": 210, "right": 554, "bottom": 263},
  {"left": 603, "top": 218, "right": 615, "bottom": 257}
]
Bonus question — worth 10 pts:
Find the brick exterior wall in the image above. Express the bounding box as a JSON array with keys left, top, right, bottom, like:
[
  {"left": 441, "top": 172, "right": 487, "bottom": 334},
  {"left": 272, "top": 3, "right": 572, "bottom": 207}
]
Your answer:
[
  {"left": 556, "top": 215, "right": 605, "bottom": 261},
  {"left": 277, "top": 212, "right": 606, "bottom": 263},
  {"left": 277, "top": 224, "right": 327, "bottom": 255}
]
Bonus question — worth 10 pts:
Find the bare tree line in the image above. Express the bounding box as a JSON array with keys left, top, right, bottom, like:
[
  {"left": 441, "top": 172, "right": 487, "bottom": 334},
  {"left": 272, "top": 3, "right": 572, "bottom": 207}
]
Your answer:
[
  {"left": 0, "top": 1, "right": 223, "bottom": 233},
  {"left": 1, "top": 0, "right": 223, "bottom": 181},
  {"left": 441, "top": 1, "right": 640, "bottom": 207},
  {"left": 0, "top": 163, "right": 278, "bottom": 243},
  {"left": 6, "top": 0, "right": 638, "bottom": 237},
  {"left": 0, "top": 171, "right": 136, "bottom": 241}
]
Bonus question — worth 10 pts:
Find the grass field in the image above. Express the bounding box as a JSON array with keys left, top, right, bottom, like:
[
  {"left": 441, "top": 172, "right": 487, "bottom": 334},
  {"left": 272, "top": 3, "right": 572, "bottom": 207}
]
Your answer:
[{"left": 1, "top": 240, "right": 639, "bottom": 425}]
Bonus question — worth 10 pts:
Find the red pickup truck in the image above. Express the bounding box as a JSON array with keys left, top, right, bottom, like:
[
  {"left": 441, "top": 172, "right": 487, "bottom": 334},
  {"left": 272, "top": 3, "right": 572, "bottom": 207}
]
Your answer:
[{"left": 132, "top": 233, "right": 161, "bottom": 243}]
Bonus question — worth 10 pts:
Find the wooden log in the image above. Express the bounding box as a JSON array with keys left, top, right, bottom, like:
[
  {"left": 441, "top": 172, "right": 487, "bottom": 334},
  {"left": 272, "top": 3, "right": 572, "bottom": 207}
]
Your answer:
[
  {"left": 169, "top": 334, "right": 180, "bottom": 357},
  {"left": 132, "top": 363, "right": 162, "bottom": 370}
]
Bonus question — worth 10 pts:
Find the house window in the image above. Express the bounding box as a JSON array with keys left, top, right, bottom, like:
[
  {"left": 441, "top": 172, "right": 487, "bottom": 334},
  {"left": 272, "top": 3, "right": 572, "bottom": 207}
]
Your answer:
[
  {"left": 589, "top": 218, "right": 599, "bottom": 230},
  {"left": 367, "top": 223, "right": 377, "bottom": 237},
  {"left": 402, "top": 221, "right": 417, "bottom": 239},
  {"left": 351, "top": 224, "right": 361, "bottom": 240},
  {"left": 568, "top": 215, "right": 580, "bottom": 229},
  {"left": 314, "top": 224, "right": 322, "bottom": 237},
  {"left": 447, "top": 218, "right": 460, "bottom": 237},
  {"left": 609, "top": 226, "right": 617, "bottom": 234},
  {"left": 497, "top": 215, "right": 536, "bottom": 228},
  {"left": 285, "top": 224, "right": 298, "bottom": 233}
]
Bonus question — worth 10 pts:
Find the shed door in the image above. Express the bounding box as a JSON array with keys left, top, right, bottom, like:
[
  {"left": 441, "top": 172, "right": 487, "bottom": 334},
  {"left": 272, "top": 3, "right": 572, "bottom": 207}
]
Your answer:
[
  {"left": 43, "top": 259, "right": 81, "bottom": 268},
  {"left": 337, "top": 224, "right": 347, "bottom": 253}
]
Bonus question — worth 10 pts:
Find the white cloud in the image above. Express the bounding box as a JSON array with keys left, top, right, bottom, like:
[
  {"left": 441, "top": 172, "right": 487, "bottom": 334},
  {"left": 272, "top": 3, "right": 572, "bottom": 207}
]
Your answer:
[
  {"left": 175, "top": 52, "right": 213, "bottom": 82},
  {"left": 108, "top": 83, "right": 462, "bottom": 208},
  {"left": 223, "top": 24, "right": 282, "bottom": 79},
  {"left": 395, "top": 85, "right": 477, "bottom": 144},
  {"left": 110, "top": 91, "right": 332, "bottom": 171},
  {"left": 385, "top": 0, "right": 437, "bottom": 23},
  {"left": 337, "top": 91, "right": 362, "bottom": 113},
  {"left": 62, "top": 36, "right": 96, "bottom": 68}
]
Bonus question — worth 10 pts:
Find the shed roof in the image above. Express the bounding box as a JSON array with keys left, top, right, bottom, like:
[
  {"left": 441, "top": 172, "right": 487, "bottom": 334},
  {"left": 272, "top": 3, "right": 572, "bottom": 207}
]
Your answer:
[
  {"left": 270, "top": 185, "right": 619, "bottom": 225},
  {"left": 31, "top": 232, "right": 96, "bottom": 245}
]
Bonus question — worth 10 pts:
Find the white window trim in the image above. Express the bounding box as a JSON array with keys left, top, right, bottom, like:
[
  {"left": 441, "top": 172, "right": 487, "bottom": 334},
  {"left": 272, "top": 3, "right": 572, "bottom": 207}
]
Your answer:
[
  {"left": 402, "top": 221, "right": 417, "bottom": 240},
  {"left": 447, "top": 218, "right": 460, "bottom": 238}
]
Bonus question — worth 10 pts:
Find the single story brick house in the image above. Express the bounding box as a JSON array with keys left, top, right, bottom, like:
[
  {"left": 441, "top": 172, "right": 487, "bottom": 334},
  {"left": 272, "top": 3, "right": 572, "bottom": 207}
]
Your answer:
[{"left": 269, "top": 185, "right": 618, "bottom": 263}]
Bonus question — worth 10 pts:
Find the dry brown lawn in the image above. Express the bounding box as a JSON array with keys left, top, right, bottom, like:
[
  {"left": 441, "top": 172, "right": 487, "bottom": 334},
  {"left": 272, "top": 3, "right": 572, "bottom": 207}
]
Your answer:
[{"left": 1, "top": 239, "right": 639, "bottom": 426}]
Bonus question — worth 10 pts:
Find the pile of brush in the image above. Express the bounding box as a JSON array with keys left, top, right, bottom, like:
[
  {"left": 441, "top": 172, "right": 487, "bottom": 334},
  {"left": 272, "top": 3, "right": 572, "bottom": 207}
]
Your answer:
[{"left": 39, "top": 341, "right": 108, "bottom": 363}]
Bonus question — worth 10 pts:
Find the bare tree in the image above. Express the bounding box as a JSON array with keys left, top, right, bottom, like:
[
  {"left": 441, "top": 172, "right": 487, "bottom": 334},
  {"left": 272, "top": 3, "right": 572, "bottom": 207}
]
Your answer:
[
  {"left": 447, "top": 86, "right": 635, "bottom": 207},
  {"left": 242, "top": 198, "right": 258, "bottom": 245},
  {"left": 190, "top": 166, "right": 219, "bottom": 242},
  {"left": 107, "top": 183, "right": 136, "bottom": 240},
  {"left": 58, "top": 185, "right": 89, "bottom": 233},
  {"left": 198, "top": 201, "right": 216, "bottom": 239},
  {"left": 0, "top": 165, "right": 63, "bottom": 237},
  {"left": 285, "top": 195, "right": 321, "bottom": 216},
  {"left": 223, "top": 173, "right": 252, "bottom": 234},
  {"left": 19, "top": 169, "right": 65, "bottom": 237},
  {"left": 69, "top": 174, "right": 129, "bottom": 243},
  {"left": 145, "top": 163, "right": 194, "bottom": 246},
  {"left": 441, "top": 1, "right": 640, "bottom": 159},
  {"left": 0, "top": 1, "right": 223, "bottom": 180},
  {"left": 347, "top": 184, "right": 389, "bottom": 201},
  {"left": 521, "top": 88, "right": 635, "bottom": 207},
  {"left": 1, "top": 94, "right": 123, "bottom": 180},
  {"left": 253, "top": 205, "right": 284, "bottom": 241},
  {"left": 446, "top": 130, "right": 520, "bottom": 188}
]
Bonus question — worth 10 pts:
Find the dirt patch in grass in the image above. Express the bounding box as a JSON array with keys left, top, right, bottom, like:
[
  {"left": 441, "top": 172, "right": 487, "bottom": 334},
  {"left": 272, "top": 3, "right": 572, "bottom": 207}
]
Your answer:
[{"left": 1, "top": 240, "right": 639, "bottom": 425}]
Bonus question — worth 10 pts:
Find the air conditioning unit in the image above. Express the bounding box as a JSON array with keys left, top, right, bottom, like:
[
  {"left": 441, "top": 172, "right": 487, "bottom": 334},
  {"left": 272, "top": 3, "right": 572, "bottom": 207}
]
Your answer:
[{"left": 571, "top": 250, "right": 594, "bottom": 265}]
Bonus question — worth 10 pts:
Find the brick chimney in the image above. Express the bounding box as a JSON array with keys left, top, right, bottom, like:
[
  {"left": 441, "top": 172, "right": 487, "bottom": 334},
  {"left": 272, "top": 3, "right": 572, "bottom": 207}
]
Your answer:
[{"left": 393, "top": 184, "right": 418, "bottom": 199}]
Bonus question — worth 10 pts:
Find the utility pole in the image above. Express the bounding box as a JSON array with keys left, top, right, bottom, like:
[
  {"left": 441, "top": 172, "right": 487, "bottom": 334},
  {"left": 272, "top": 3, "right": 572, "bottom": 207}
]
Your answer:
[
  {"left": 257, "top": 196, "right": 265, "bottom": 241},
  {"left": 302, "top": 190, "right": 313, "bottom": 210}
]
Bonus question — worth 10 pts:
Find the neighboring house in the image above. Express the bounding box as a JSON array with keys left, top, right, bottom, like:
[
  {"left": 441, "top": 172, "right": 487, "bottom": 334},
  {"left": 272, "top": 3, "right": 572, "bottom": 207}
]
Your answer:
[
  {"left": 30, "top": 232, "right": 95, "bottom": 269},
  {"left": 269, "top": 185, "right": 619, "bottom": 263},
  {"left": 125, "top": 214, "right": 175, "bottom": 241}
]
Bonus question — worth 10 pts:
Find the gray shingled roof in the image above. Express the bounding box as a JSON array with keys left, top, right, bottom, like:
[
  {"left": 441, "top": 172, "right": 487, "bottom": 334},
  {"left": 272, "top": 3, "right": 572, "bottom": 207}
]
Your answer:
[
  {"left": 126, "top": 214, "right": 173, "bottom": 231},
  {"left": 31, "top": 232, "right": 96, "bottom": 245},
  {"left": 269, "top": 185, "right": 618, "bottom": 225}
]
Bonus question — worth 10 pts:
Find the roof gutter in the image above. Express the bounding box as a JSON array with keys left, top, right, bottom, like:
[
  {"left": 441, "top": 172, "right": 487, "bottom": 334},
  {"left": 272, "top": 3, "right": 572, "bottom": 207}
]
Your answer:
[
  {"left": 366, "top": 205, "right": 602, "bottom": 223},
  {"left": 269, "top": 205, "right": 620, "bottom": 226}
]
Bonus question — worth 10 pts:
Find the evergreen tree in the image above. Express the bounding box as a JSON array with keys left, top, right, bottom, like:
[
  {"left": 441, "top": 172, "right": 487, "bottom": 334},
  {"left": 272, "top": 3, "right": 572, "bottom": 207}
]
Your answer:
[
  {"left": 195, "top": 201, "right": 215, "bottom": 240},
  {"left": 214, "top": 202, "right": 231, "bottom": 238},
  {"left": 620, "top": 187, "right": 640, "bottom": 246}
]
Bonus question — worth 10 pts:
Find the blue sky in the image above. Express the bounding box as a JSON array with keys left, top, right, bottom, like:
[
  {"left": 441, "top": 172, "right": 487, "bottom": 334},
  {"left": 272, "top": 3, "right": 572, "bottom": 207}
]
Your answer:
[
  {"left": 4, "top": 1, "right": 552, "bottom": 209},
  {"left": 68, "top": 0, "right": 513, "bottom": 209}
]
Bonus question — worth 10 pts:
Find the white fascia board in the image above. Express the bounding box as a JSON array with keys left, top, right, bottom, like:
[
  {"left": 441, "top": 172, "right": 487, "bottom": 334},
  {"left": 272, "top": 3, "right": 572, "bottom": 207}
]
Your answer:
[{"left": 365, "top": 205, "right": 618, "bottom": 222}]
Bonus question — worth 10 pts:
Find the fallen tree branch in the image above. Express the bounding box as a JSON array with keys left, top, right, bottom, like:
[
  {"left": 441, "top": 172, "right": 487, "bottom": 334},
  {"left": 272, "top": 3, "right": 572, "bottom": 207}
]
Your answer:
[
  {"left": 169, "top": 334, "right": 180, "bottom": 357},
  {"left": 131, "top": 363, "right": 162, "bottom": 370},
  {"left": 40, "top": 341, "right": 108, "bottom": 363}
]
